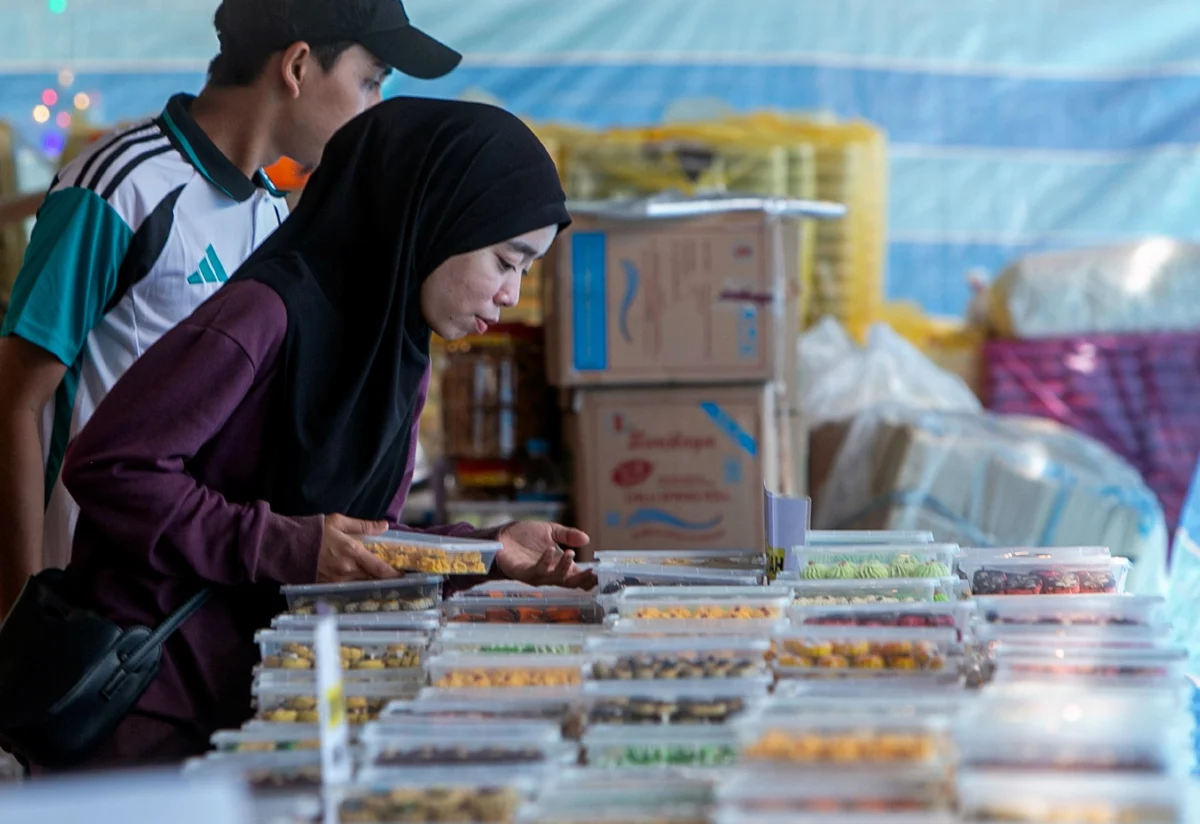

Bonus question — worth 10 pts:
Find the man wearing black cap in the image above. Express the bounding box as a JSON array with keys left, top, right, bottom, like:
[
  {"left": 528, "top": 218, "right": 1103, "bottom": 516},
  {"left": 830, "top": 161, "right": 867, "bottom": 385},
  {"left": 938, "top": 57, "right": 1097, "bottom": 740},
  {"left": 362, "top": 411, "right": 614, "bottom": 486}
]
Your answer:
[{"left": 0, "top": 0, "right": 460, "bottom": 620}]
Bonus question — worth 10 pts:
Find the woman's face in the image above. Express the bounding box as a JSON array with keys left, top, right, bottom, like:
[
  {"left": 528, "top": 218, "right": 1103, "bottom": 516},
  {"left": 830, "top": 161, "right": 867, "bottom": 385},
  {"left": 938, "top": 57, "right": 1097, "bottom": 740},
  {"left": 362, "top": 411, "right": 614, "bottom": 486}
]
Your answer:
[{"left": 420, "top": 224, "right": 558, "bottom": 340}]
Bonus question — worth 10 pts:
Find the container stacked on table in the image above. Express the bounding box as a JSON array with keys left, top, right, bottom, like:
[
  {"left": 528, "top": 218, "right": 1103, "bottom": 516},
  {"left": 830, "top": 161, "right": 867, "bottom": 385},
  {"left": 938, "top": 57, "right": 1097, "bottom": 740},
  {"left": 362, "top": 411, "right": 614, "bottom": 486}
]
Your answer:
[{"left": 953, "top": 544, "right": 1195, "bottom": 823}]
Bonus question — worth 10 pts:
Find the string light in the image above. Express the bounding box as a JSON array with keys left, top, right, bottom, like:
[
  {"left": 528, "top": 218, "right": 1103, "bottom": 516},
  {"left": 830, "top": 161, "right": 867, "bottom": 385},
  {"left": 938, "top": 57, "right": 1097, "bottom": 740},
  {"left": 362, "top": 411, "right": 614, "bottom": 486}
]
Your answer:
[
  {"left": 33, "top": 105, "right": 50, "bottom": 124},
  {"left": 42, "top": 89, "right": 58, "bottom": 107},
  {"left": 74, "top": 92, "right": 90, "bottom": 110},
  {"left": 58, "top": 69, "right": 74, "bottom": 87},
  {"left": 56, "top": 112, "right": 71, "bottom": 129}
]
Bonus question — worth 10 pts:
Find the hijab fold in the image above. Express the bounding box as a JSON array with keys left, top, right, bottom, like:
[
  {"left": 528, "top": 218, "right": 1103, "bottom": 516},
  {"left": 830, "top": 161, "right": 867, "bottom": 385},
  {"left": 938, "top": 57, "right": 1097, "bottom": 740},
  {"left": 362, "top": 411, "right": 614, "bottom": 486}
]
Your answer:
[{"left": 231, "top": 98, "right": 569, "bottom": 519}]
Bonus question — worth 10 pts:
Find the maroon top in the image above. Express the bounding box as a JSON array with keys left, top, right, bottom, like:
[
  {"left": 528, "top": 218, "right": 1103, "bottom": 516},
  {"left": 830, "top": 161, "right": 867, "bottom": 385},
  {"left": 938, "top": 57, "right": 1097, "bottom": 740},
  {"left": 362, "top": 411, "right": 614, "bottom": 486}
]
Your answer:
[{"left": 62, "top": 281, "right": 473, "bottom": 742}]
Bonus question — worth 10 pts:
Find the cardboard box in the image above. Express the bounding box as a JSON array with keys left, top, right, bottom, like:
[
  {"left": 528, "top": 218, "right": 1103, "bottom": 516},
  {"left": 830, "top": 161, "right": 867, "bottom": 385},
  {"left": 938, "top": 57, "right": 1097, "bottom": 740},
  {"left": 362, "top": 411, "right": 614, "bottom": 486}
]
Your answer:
[
  {"left": 570, "top": 384, "right": 776, "bottom": 553},
  {"left": 544, "top": 211, "right": 801, "bottom": 387}
]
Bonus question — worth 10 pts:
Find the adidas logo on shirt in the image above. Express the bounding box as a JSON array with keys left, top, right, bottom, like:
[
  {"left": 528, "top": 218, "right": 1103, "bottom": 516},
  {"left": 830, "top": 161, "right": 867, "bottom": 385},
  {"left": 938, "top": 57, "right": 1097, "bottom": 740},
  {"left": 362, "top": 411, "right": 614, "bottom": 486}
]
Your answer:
[{"left": 186, "top": 245, "right": 228, "bottom": 285}]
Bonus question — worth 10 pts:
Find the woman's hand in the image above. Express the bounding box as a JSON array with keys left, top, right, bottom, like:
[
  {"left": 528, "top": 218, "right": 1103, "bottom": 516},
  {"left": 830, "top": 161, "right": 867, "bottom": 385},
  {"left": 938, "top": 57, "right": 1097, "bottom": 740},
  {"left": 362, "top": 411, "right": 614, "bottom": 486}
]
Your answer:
[
  {"left": 317, "top": 514, "right": 397, "bottom": 583},
  {"left": 492, "top": 521, "right": 596, "bottom": 589}
]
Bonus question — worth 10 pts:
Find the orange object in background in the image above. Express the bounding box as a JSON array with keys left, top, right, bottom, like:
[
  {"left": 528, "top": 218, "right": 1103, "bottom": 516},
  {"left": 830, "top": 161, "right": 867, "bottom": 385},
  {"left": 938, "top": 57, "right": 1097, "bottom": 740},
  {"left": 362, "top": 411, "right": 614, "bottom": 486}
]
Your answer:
[{"left": 264, "top": 157, "right": 313, "bottom": 191}]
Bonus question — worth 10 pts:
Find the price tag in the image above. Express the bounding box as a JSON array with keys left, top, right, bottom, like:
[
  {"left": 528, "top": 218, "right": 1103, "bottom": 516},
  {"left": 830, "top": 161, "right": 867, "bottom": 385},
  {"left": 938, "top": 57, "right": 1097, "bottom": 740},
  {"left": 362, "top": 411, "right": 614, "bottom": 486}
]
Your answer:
[
  {"left": 314, "top": 615, "right": 352, "bottom": 786},
  {"left": 765, "top": 489, "right": 809, "bottom": 578}
]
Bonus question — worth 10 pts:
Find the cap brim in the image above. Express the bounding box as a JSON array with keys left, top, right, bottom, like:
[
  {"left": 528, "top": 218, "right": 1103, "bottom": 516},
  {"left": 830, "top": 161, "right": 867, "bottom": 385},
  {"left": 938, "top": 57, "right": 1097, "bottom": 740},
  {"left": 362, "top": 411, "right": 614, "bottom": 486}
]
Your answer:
[{"left": 361, "top": 25, "right": 462, "bottom": 80}]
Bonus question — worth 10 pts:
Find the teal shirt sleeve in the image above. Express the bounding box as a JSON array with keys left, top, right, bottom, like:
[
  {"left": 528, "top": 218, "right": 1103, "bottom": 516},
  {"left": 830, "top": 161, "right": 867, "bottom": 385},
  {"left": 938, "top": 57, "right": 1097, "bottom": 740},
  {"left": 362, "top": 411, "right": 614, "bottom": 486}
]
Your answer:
[{"left": 0, "top": 187, "right": 133, "bottom": 366}]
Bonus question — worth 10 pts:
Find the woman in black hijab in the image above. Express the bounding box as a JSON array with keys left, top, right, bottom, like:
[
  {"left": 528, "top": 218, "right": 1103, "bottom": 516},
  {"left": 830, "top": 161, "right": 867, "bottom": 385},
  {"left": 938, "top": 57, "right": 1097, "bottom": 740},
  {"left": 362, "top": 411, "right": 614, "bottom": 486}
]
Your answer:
[{"left": 55, "top": 98, "right": 591, "bottom": 767}]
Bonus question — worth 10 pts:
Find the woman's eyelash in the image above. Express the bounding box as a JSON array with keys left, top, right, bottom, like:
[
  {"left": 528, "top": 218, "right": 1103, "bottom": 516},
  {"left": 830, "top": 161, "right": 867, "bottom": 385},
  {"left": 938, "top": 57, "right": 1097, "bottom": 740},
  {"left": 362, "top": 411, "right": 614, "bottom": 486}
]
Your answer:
[{"left": 497, "top": 257, "right": 517, "bottom": 272}]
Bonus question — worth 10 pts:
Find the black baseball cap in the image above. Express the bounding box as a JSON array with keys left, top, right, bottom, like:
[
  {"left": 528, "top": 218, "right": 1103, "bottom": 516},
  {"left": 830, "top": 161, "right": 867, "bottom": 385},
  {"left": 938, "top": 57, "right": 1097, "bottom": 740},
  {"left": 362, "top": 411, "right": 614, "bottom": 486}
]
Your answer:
[{"left": 219, "top": 0, "right": 462, "bottom": 80}]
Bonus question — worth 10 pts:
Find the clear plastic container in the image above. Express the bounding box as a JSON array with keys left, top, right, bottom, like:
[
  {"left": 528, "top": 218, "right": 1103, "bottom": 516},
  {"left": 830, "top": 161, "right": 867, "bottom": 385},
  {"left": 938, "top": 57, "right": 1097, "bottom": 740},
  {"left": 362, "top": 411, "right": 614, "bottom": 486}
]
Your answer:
[
  {"left": 251, "top": 676, "right": 418, "bottom": 724},
  {"left": 786, "top": 577, "right": 946, "bottom": 606},
  {"left": 256, "top": 629, "right": 426, "bottom": 673},
  {"left": 442, "top": 594, "right": 605, "bottom": 625},
  {"left": 337, "top": 781, "right": 527, "bottom": 824},
  {"left": 737, "top": 715, "right": 950, "bottom": 766},
  {"left": 976, "top": 622, "right": 1173, "bottom": 649},
  {"left": 990, "top": 644, "right": 1188, "bottom": 685},
  {"left": 454, "top": 582, "right": 587, "bottom": 599},
  {"left": 787, "top": 600, "right": 968, "bottom": 631},
  {"left": 791, "top": 545, "right": 958, "bottom": 581},
  {"left": 426, "top": 653, "right": 587, "bottom": 689},
  {"left": 614, "top": 586, "right": 791, "bottom": 622},
  {"left": 280, "top": 575, "right": 441, "bottom": 615},
  {"left": 716, "top": 765, "right": 955, "bottom": 814},
  {"left": 361, "top": 723, "right": 570, "bottom": 769},
  {"left": 582, "top": 677, "right": 770, "bottom": 725},
  {"left": 535, "top": 770, "right": 714, "bottom": 808},
  {"left": 436, "top": 624, "right": 598, "bottom": 654},
  {"left": 181, "top": 751, "right": 323, "bottom": 792},
  {"left": 270, "top": 610, "right": 441, "bottom": 633},
  {"left": 772, "top": 626, "right": 960, "bottom": 676},
  {"left": 806, "top": 530, "right": 935, "bottom": 546},
  {"left": 715, "top": 812, "right": 958, "bottom": 824},
  {"left": 383, "top": 693, "right": 583, "bottom": 738},
  {"left": 210, "top": 724, "right": 321, "bottom": 753},
  {"left": 964, "top": 546, "right": 1112, "bottom": 562},
  {"left": 597, "top": 564, "right": 764, "bottom": 594},
  {"left": 957, "top": 771, "right": 1188, "bottom": 823},
  {"left": 605, "top": 617, "right": 786, "bottom": 636},
  {"left": 360, "top": 531, "right": 501, "bottom": 575},
  {"left": 976, "top": 594, "right": 1168, "bottom": 627},
  {"left": 958, "top": 554, "right": 1132, "bottom": 595},
  {"left": 583, "top": 725, "right": 739, "bottom": 768},
  {"left": 593, "top": 549, "right": 767, "bottom": 572},
  {"left": 586, "top": 635, "right": 770, "bottom": 681},
  {"left": 766, "top": 685, "right": 968, "bottom": 718}
]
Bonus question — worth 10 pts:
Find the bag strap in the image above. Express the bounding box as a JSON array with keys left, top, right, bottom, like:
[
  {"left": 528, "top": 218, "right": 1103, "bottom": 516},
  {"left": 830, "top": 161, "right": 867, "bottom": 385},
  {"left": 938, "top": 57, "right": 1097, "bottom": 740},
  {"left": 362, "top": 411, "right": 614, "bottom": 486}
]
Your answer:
[{"left": 123, "top": 589, "right": 213, "bottom": 672}]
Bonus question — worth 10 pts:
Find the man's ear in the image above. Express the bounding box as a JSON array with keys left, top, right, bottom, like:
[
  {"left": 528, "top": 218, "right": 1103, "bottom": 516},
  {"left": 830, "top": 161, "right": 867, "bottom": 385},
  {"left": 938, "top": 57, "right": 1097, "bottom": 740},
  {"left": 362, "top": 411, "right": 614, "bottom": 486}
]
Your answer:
[{"left": 279, "top": 42, "right": 313, "bottom": 99}]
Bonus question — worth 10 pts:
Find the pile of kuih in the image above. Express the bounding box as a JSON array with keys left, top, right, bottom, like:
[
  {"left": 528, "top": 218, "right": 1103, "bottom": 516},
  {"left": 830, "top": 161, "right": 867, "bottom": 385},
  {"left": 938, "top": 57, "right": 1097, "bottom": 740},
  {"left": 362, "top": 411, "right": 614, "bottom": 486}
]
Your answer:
[{"left": 183, "top": 531, "right": 1197, "bottom": 823}]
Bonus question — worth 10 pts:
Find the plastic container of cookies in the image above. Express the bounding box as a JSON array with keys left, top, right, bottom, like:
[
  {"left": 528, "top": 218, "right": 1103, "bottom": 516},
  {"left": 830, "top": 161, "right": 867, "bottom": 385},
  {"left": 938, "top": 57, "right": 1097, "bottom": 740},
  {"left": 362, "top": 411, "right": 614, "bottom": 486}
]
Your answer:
[
  {"left": 772, "top": 626, "right": 961, "bottom": 678},
  {"left": 989, "top": 643, "right": 1188, "bottom": 686},
  {"left": 436, "top": 624, "right": 598, "bottom": 655},
  {"left": 956, "top": 771, "right": 1189, "bottom": 823},
  {"left": 335, "top": 782, "right": 529, "bottom": 824},
  {"left": 613, "top": 586, "right": 791, "bottom": 622},
  {"left": 787, "top": 600, "right": 969, "bottom": 632},
  {"left": 806, "top": 530, "right": 935, "bottom": 546},
  {"left": 256, "top": 629, "right": 427, "bottom": 673},
  {"left": 790, "top": 544, "right": 958, "bottom": 581},
  {"left": 426, "top": 653, "right": 588, "bottom": 689},
  {"left": 597, "top": 564, "right": 764, "bottom": 594},
  {"left": 280, "top": 575, "right": 442, "bottom": 615},
  {"left": 182, "top": 751, "right": 324, "bottom": 792},
  {"left": 442, "top": 594, "right": 605, "bottom": 625},
  {"left": 453, "top": 582, "right": 587, "bottom": 599},
  {"left": 210, "top": 724, "right": 322, "bottom": 753},
  {"left": 586, "top": 635, "right": 770, "bottom": 681},
  {"left": 582, "top": 677, "right": 770, "bottom": 725},
  {"left": 593, "top": 549, "right": 767, "bottom": 572},
  {"left": 786, "top": 577, "right": 950, "bottom": 607},
  {"left": 360, "top": 531, "right": 501, "bottom": 575},
  {"left": 736, "top": 714, "right": 950, "bottom": 767},
  {"left": 976, "top": 594, "right": 1168, "bottom": 627},
  {"left": 270, "top": 610, "right": 441, "bottom": 633},
  {"left": 716, "top": 765, "right": 955, "bottom": 814},
  {"left": 361, "top": 723, "right": 574, "bottom": 770},
  {"left": 251, "top": 674, "right": 418, "bottom": 724},
  {"left": 582, "top": 725, "right": 740, "bottom": 768},
  {"left": 958, "top": 553, "right": 1131, "bottom": 596}
]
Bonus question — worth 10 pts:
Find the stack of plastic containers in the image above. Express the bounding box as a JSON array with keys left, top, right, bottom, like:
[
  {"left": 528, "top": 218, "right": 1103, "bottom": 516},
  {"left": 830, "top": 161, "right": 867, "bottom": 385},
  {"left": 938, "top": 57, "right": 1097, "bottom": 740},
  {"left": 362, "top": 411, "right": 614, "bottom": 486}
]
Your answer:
[
  {"left": 582, "top": 585, "right": 786, "bottom": 770},
  {"left": 954, "top": 544, "right": 1195, "bottom": 823}
]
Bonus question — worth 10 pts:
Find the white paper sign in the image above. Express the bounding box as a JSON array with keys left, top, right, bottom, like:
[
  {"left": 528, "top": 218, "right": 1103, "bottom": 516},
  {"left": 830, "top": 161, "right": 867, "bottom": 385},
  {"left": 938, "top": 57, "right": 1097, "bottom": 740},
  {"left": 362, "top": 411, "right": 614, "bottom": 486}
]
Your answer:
[{"left": 314, "top": 616, "right": 352, "bottom": 786}]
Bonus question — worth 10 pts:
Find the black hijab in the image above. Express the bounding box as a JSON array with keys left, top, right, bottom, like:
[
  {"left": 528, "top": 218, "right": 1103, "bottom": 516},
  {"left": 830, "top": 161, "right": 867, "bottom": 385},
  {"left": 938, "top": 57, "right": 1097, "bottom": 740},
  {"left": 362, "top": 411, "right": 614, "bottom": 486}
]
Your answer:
[{"left": 231, "top": 98, "right": 570, "bottom": 519}]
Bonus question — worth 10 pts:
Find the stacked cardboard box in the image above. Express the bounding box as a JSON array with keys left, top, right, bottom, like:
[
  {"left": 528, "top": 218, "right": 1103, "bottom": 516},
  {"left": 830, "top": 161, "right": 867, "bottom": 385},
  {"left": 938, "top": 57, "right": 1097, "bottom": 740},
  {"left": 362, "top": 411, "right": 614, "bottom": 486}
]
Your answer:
[{"left": 543, "top": 204, "right": 821, "bottom": 556}]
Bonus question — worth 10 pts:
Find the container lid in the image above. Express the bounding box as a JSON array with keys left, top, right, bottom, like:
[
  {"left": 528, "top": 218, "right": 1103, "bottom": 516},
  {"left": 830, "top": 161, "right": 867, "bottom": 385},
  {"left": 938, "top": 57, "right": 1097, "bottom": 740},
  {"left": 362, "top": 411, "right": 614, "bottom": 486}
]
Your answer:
[
  {"left": 381, "top": 699, "right": 575, "bottom": 721},
  {"left": 437, "top": 624, "right": 599, "bottom": 646},
  {"left": 957, "top": 770, "right": 1188, "bottom": 806},
  {"left": 975, "top": 594, "right": 1167, "bottom": 626},
  {"left": 361, "top": 720, "right": 563, "bottom": 746},
  {"left": 586, "top": 634, "right": 771, "bottom": 656},
  {"left": 606, "top": 617, "right": 786, "bottom": 636},
  {"left": 445, "top": 593, "right": 599, "bottom": 608},
  {"left": 716, "top": 764, "right": 953, "bottom": 802},
  {"left": 784, "top": 578, "right": 942, "bottom": 597},
  {"left": 598, "top": 564, "right": 763, "bottom": 586},
  {"left": 762, "top": 691, "right": 966, "bottom": 718},
  {"left": 805, "top": 530, "right": 935, "bottom": 546},
  {"left": 426, "top": 652, "right": 591, "bottom": 669},
  {"left": 976, "top": 622, "right": 1173, "bottom": 647},
  {"left": 618, "top": 585, "right": 791, "bottom": 601},
  {"left": 962, "top": 546, "right": 1112, "bottom": 561},
  {"left": 255, "top": 628, "right": 429, "bottom": 646},
  {"left": 714, "top": 813, "right": 956, "bottom": 824},
  {"left": 583, "top": 724, "right": 739, "bottom": 747},
  {"left": 735, "top": 712, "right": 949, "bottom": 739},
  {"left": 582, "top": 676, "right": 773, "bottom": 700},
  {"left": 774, "top": 625, "right": 959, "bottom": 645},
  {"left": 272, "top": 611, "right": 442, "bottom": 632},
  {"left": 280, "top": 575, "right": 442, "bottom": 597},
  {"left": 794, "top": 543, "right": 959, "bottom": 557},
  {"left": 182, "top": 750, "right": 322, "bottom": 773},
  {"left": 252, "top": 672, "right": 421, "bottom": 697},
  {"left": 415, "top": 685, "right": 582, "bottom": 703},
  {"left": 787, "top": 600, "right": 970, "bottom": 623},
  {"left": 594, "top": 549, "right": 766, "bottom": 564},
  {"left": 992, "top": 641, "right": 1187, "bottom": 664},
  {"left": 369, "top": 531, "right": 503, "bottom": 552},
  {"left": 210, "top": 725, "right": 322, "bottom": 748},
  {"left": 453, "top": 582, "right": 588, "bottom": 599}
]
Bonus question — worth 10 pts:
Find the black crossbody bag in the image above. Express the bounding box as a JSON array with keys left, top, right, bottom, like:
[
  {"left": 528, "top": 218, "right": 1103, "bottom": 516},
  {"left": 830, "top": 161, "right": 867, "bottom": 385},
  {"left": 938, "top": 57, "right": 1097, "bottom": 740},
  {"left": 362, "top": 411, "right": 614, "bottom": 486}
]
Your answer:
[{"left": 0, "top": 570, "right": 210, "bottom": 768}]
